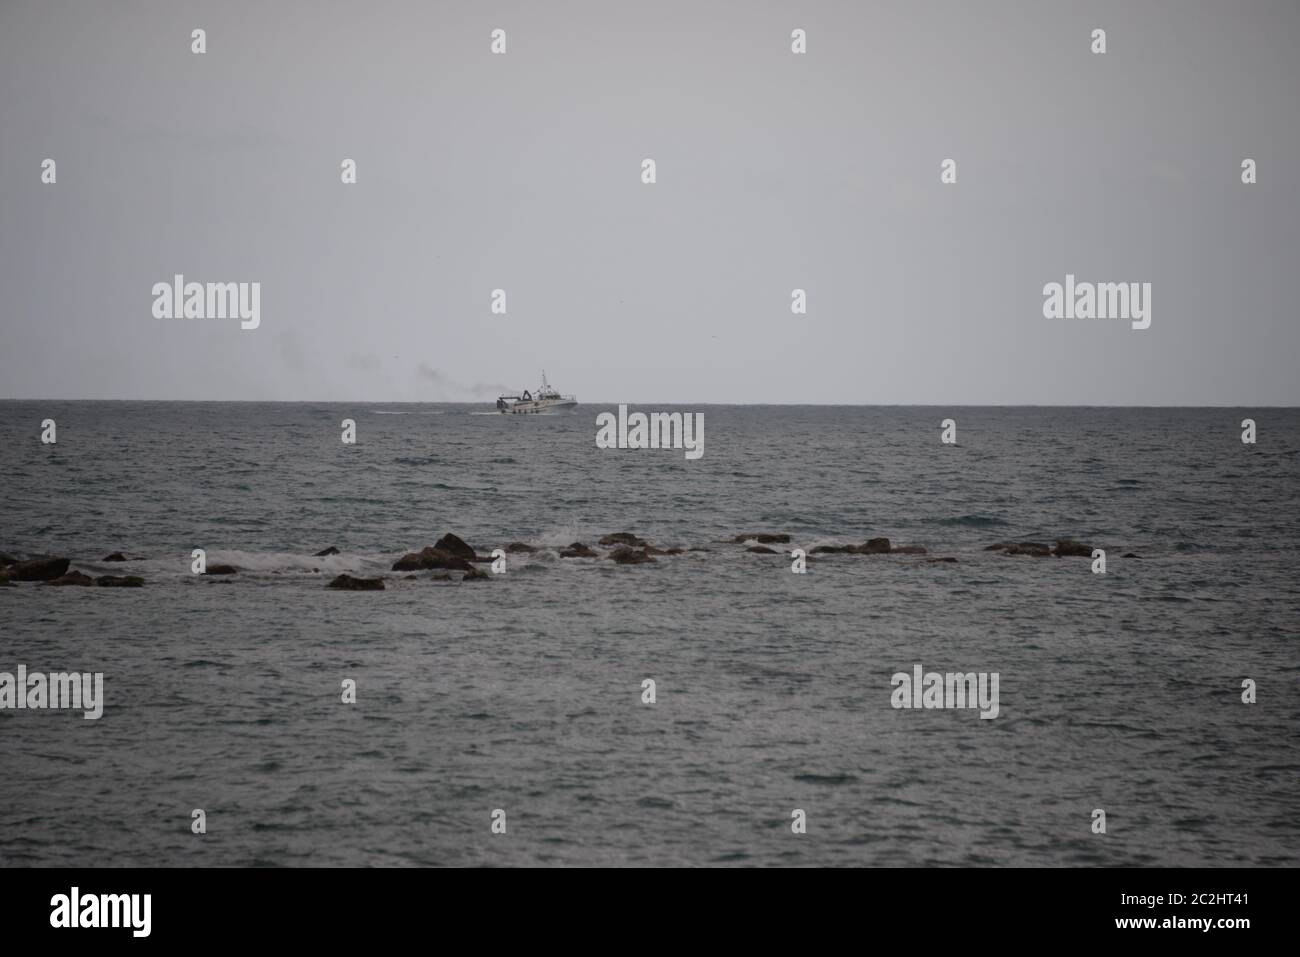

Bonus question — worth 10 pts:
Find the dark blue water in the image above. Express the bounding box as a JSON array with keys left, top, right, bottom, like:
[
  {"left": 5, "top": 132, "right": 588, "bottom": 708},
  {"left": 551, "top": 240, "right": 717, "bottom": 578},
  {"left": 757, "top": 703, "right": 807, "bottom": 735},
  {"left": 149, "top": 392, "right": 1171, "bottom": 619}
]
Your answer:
[{"left": 1, "top": 403, "right": 1297, "bottom": 865}]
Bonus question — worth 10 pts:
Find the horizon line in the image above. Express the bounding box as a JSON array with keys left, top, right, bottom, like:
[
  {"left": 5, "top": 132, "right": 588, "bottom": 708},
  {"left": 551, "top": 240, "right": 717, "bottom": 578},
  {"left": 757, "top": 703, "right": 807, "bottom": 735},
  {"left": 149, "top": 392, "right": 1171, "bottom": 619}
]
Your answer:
[{"left": 1, "top": 398, "right": 1296, "bottom": 409}]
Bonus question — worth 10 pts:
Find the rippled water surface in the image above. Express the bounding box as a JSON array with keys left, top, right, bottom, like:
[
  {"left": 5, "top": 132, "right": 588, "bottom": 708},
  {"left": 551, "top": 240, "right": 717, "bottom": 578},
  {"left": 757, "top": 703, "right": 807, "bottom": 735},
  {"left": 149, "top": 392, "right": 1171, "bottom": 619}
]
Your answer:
[{"left": 1, "top": 402, "right": 1298, "bottom": 866}]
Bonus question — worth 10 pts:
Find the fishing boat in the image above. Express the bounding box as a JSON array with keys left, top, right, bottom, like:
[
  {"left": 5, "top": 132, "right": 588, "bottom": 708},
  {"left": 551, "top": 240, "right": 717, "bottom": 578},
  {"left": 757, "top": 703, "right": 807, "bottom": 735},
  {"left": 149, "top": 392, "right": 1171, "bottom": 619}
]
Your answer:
[{"left": 496, "top": 372, "right": 577, "bottom": 414}]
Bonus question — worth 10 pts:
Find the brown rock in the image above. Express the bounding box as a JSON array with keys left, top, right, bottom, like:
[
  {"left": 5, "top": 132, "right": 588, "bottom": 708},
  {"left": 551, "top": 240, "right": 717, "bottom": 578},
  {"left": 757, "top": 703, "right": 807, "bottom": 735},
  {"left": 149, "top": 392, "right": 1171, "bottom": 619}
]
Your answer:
[
  {"left": 560, "top": 543, "right": 597, "bottom": 558},
  {"left": 1053, "top": 540, "right": 1094, "bottom": 557},
  {"left": 505, "top": 542, "right": 536, "bottom": 553},
  {"left": 96, "top": 575, "right": 145, "bottom": 587},
  {"left": 43, "top": 571, "right": 96, "bottom": 586},
  {"left": 327, "top": 574, "right": 384, "bottom": 590},
  {"left": 205, "top": 564, "right": 238, "bottom": 575},
  {"left": 461, "top": 566, "right": 492, "bottom": 581},
  {"left": 810, "top": 545, "right": 852, "bottom": 554},
  {"left": 608, "top": 546, "right": 656, "bottom": 565},
  {"left": 859, "top": 538, "right": 891, "bottom": 554},
  {"left": 392, "top": 547, "right": 473, "bottom": 572},
  {"left": 924, "top": 557, "right": 959, "bottom": 564},
  {"left": 989, "top": 542, "right": 1051, "bottom": 557},
  {"left": 314, "top": 546, "right": 341, "bottom": 556},
  {"left": 434, "top": 533, "right": 476, "bottom": 561},
  {"left": 9, "top": 557, "right": 71, "bottom": 581},
  {"left": 600, "top": 532, "right": 648, "bottom": 547},
  {"left": 102, "top": 552, "right": 129, "bottom": 562}
]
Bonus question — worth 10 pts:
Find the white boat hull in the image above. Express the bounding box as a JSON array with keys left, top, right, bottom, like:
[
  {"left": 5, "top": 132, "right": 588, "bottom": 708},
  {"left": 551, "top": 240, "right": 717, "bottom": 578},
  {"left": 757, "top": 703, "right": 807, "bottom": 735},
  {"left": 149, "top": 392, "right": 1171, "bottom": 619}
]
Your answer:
[{"left": 500, "top": 399, "right": 577, "bottom": 415}]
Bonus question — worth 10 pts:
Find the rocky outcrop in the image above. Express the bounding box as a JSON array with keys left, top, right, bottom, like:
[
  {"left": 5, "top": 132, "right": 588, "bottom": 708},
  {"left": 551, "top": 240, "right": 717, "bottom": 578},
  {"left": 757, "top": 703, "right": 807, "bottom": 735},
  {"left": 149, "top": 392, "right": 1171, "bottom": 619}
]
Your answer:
[
  {"left": 327, "top": 574, "right": 384, "bottom": 590},
  {"left": 434, "top": 533, "right": 476, "bottom": 561},
  {"left": 43, "top": 571, "right": 96, "bottom": 586},
  {"left": 392, "top": 547, "right": 473, "bottom": 572},
  {"left": 424, "top": 549, "right": 474, "bottom": 571},
  {"left": 9, "top": 557, "right": 71, "bottom": 581},
  {"left": 859, "top": 538, "right": 891, "bottom": 554},
  {"left": 461, "top": 566, "right": 491, "bottom": 581},
  {"left": 608, "top": 547, "right": 656, "bottom": 565},
  {"left": 1053, "top": 539, "right": 1094, "bottom": 557},
  {"left": 985, "top": 540, "right": 1096, "bottom": 558},
  {"left": 733, "top": 533, "right": 790, "bottom": 544},
  {"left": 314, "top": 546, "right": 341, "bottom": 557},
  {"left": 986, "top": 542, "right": 1052, "bottom": 557},
  {"left": 560, "top": 543, "right": 597, "bottom": 558},
  {"left": 96, "top": 575, "right": 145, "bottom": 587},
  {"left": 205, "top": 564, "right": 239, "bottom": 575},
  {"left": 600, "top": 532, "right": 647, "bottom": 547},
  {"left": 810, "top": 545, "right": 853, "bottom": 554},
  {"left": 505, "top": 542, "right": 536, "bottom": 553}
]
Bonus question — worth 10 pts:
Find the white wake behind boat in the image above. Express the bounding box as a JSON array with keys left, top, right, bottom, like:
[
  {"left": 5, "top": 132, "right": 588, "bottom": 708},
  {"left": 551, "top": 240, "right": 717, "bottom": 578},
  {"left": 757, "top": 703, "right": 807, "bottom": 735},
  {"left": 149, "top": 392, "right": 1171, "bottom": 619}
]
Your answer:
[{"left": 496, "top": 372, "right": 577, "bottom": 415}]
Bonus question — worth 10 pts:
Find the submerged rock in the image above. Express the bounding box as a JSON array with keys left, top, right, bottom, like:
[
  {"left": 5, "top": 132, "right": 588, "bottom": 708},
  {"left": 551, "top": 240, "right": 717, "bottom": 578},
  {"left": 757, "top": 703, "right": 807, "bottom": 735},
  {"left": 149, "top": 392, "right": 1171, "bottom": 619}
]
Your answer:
[
  {"left": 314, "top": 546, "right": 341, "bottom": 557},
  {"left": 858, "top": 538, "right": 891, "bottom": 554},
  {"left": 600, "top": 532, "right": 647, "bottom": 547},
  {"left": 733, "top": 533, "right": 790, "bottom": 544},
  {"left": 423, "top": 548, "right": 474, "bottom": 570},
  {"left": 560, "top": 543, "right": 597, "bottom": 558},
  {"left": 1123, "top": 552, "right": 1142, "bottom": 559},
  {"left": 1053, "top": 540, "right": 1094, "bottom": 557},
  {"left": 988, "top": 542, "right": 1052, "bottom": 557},
  {"left": 505, "top": 542, "right": 536, "bottom": 553},
  {"left": 608, "top": 546, "right": 656, "bottom": 565},
  {"left": 924, "top": 556, "right": 959, "bottom": 564},
  {"left": 0, "top": 552, "right": 18, "bottom": 567},
  {"left": 102, "top": 552, "right": 129, "bottom": 562},
  {"left": 461, "top": 566, "right": 492, "bottom": 581},
  {"left": 97, "top": 575, "right": 145, "bottom": 587},
  {"left": 891, "top": 544, "right": 927, "bottom": 555},
  {"left": 205, "top": 564, "right": 239, "bottom": 575},
  {"left": 747, "top": 545, "right": 779, "bottom": 554},
  {"left": 434, "top": 533, "right": 476, "bottom": 561},
  {"left": 392, "top": 547, "right": 473, "bottom": 572},
  {"left": 327, "top": 574, "right": 384, "bottom": 591},
  {"left": 810, "top": 545, "right": 853, "bottom": 554},
  {"left": 44, "top": 571, "right": 96, "bottom": 586},
  {"left": 9, "top": 557, "right": 71, "bottom": 581}
]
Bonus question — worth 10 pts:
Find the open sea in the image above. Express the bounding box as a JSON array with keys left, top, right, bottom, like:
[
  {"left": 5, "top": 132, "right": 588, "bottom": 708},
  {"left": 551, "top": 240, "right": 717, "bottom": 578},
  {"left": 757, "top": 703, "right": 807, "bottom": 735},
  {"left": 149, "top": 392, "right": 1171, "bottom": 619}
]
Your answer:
[{"left": 1, "top": 402, "right": 1297, "bottom": 866}]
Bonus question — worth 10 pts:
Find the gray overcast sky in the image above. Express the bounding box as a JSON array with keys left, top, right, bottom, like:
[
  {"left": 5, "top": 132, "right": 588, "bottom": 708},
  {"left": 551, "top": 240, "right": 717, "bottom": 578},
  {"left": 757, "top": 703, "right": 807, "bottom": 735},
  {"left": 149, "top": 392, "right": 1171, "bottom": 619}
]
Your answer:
[{"left": 1, "top": 0, "right": 1296, "bottom": 404}]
